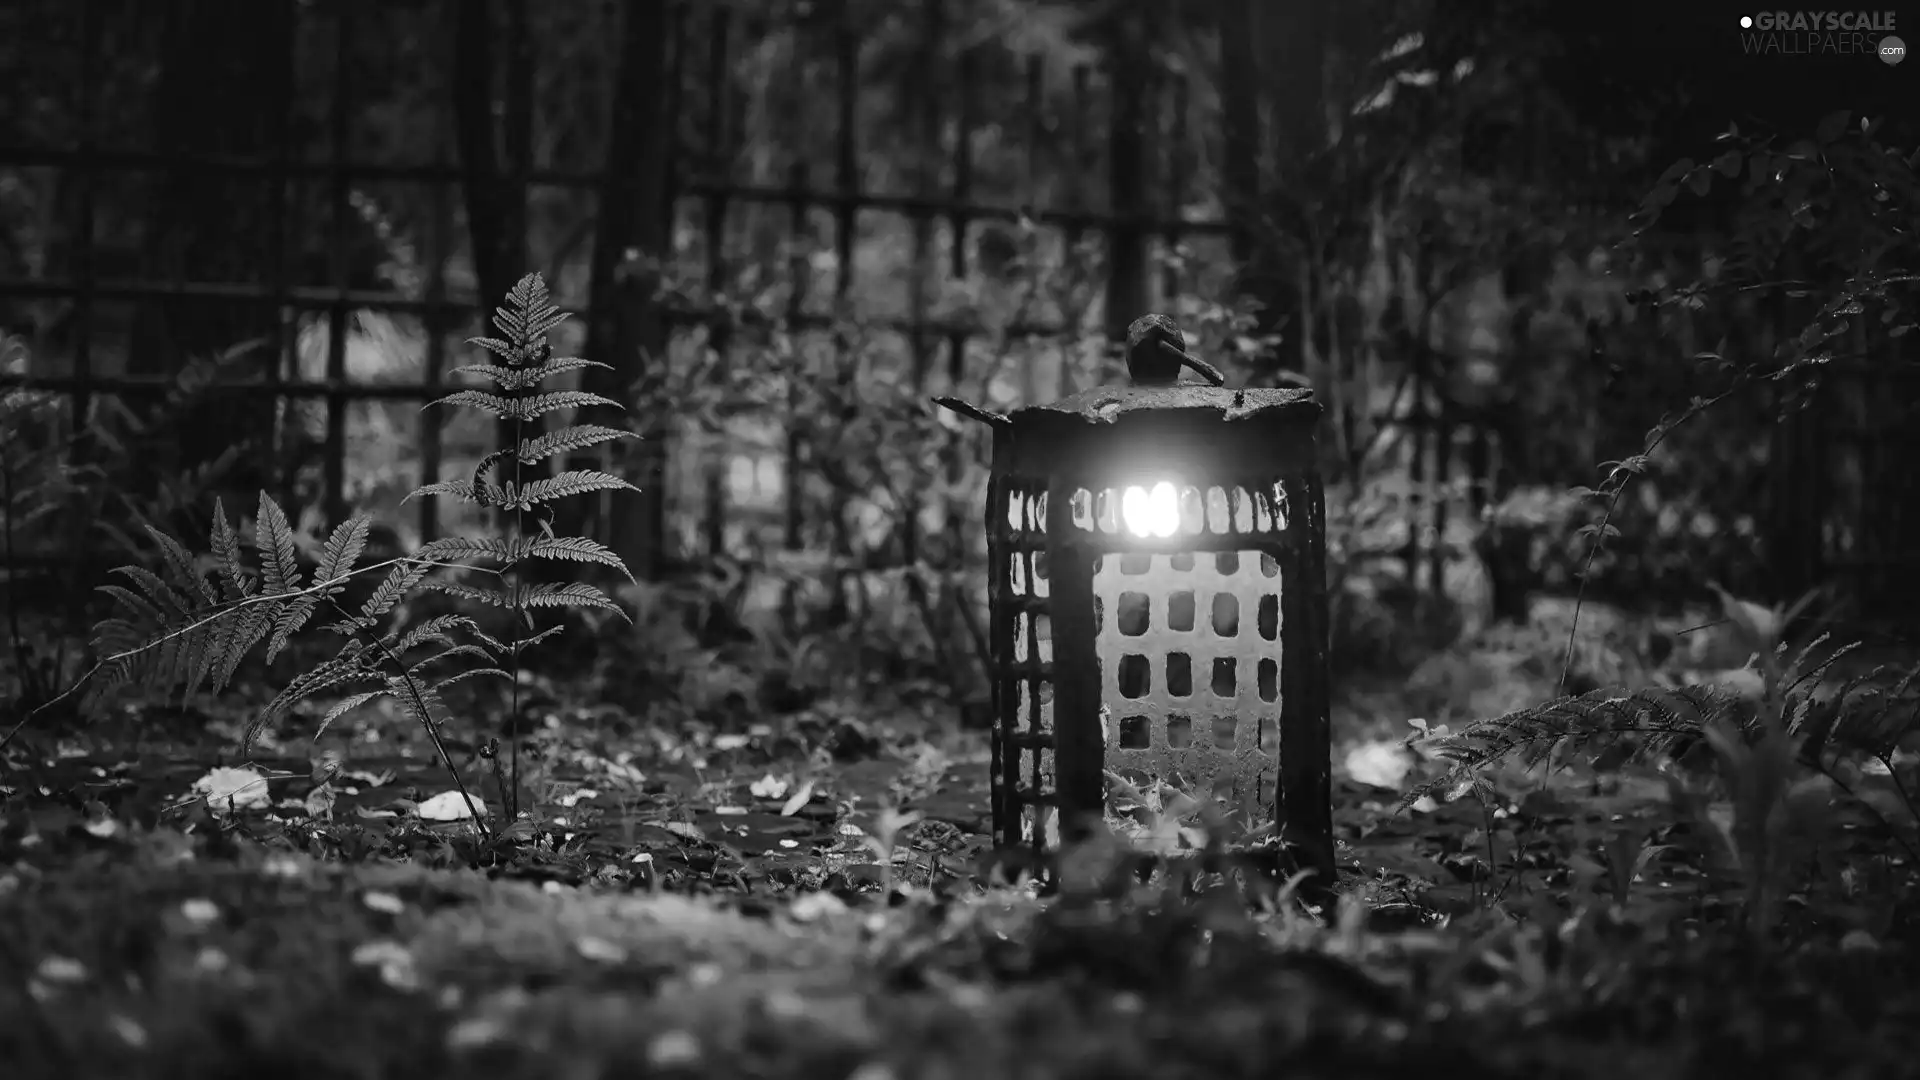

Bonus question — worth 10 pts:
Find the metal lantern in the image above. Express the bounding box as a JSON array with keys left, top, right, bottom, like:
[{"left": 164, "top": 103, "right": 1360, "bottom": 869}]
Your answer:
[{"left": 937, "top": 315, "right": 1332, "bottom": 887}]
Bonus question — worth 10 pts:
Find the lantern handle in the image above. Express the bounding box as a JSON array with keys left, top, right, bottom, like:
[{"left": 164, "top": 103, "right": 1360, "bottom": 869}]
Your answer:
[
  {"left": 1126, "top": 313, "right": 1227, "bottom": 387},
  {"left": 1158, "top": 339, "right": 1227, "bottom": 386},
  {"left": 932, "top": 395, "right": 1011, "bottom": 428}
]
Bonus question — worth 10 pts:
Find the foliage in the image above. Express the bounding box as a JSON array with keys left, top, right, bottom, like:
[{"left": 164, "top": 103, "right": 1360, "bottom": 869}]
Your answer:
[
  {"left": 1405, "top": 586, "right": 1919, "bottom": 940},
  {"left": 70, "top": 274, "right": 636, "bottom": 837},
  {"left": 0, "top": 334, "right": 252, "bottom": 729}
]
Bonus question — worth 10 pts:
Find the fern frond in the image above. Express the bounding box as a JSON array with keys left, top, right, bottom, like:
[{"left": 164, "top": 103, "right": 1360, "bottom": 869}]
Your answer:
[
  {"left": 269, "top": 515, "right": 373, "bottom": 661},
  {"left": 409, "top": 645, "right": 497, "bottom": 675},
  {"left": 358, "top": 558, "right": 434, "bottom": 623},
  {"left": 418, "top": 579, "right": 519, "bottom": 609},
  {"left": 430, "top": 667, "right": 512, "bottom": 693},
  {"left": 520, "top": 536, "right": 633, "bottom": 581},
  {"left": 512, "top": 424, "right": 637, "bottom": 467},
  {"left": 450, "top": 357, "right": 611, "bottom": 390},
  {"left": 413, "top": 536, "right": 513, "bottom": 566},
  {"left": 313, "top": 689, "right": 391, "bottom": 740},
  {"left": 402, "top": 479, "right": 506, "bottom": 506},
  {"left": 520, "top": 582, "right": 628, "bottom": 621},
  {"left": 501, "top": 470, "right": 639, "bottom": 511},
  {"left": 433, "top": 389, "right": 621, "bottom": 422},
  {"left": 1399, "top": 685, "right": 1744, "bottom": 810},
  {"left": 246, "top": 642, "right": 380, "bottom": 752},
  {"left": 387, "top": 613, "right": 484, "bottom": 654},
  {"left": 254, "top": 492, "right": 305, "bottom": 599}
]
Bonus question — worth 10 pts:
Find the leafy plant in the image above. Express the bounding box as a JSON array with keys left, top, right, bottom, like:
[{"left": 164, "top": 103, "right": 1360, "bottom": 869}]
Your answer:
[
  {"left": 1405, "top": 585, "right": 1919, "bottom": 940},
  {"left": 0, "top": 334, "right": 252, "bottom": 740},
  {"left": 65, "top": 273, "right": 638, "bottom": 838}
]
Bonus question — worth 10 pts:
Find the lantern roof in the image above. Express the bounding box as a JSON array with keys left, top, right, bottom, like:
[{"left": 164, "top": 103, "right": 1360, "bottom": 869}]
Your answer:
[{"left": 1020, "top": 383, "right": 1319, "bottom": 425}]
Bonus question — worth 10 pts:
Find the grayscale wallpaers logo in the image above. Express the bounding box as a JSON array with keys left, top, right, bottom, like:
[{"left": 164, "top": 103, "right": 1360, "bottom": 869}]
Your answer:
[{"left": 1735, "top": 11, "right": 1904, "bottom": 62}]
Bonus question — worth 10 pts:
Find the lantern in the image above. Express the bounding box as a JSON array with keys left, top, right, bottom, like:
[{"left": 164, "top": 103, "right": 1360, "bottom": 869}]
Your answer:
[{"left": 937, "top": 315, "right": 1333, "bottom": 887}]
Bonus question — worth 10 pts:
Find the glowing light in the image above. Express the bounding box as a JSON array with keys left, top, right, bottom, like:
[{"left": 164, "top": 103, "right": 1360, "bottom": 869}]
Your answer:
[{"left": 1121, "top": 482, "right": 1180, "bottom": 539}]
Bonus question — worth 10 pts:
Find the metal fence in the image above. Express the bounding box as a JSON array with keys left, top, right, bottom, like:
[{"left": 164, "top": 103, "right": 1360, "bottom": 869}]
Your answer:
[
  {"left": 0, "top": 0, "right": 1245, "bottom": 593},
  {"left": 2, "top": 0, "right": 1910, "bottom": 632}
]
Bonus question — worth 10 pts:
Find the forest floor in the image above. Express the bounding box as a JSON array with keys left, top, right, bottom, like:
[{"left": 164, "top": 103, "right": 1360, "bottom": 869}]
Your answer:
[{"left": 3, "top": 603, "right": 1919, "bottom": 1080}]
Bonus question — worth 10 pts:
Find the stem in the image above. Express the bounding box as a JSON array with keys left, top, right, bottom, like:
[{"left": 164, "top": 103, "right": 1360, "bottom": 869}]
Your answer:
[
  {"left": 505, "top": 347, "right": 530, "bottom": 823},
  {"left": 321, "top": 591, "right": 494, "bottom": 844},
  {"left": 1559, "top": 379, "right": 1748, "bottom": 695}
]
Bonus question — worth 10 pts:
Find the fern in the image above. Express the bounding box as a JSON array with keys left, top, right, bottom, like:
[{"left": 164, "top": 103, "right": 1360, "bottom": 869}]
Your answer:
[{"left": 71, "top": 272, "right": 640, "bottom": 835}]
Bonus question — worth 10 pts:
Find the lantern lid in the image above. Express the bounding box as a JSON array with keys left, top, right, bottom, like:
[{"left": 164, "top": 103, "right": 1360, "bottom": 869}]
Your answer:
[{"left": 1020, "top": 383, "right": 1318, "bottom": 425}]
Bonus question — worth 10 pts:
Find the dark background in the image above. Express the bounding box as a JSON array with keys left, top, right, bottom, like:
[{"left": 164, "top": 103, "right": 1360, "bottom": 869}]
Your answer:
[{"left": 2, "top": 0, "right": 1917, "bottom": 680}]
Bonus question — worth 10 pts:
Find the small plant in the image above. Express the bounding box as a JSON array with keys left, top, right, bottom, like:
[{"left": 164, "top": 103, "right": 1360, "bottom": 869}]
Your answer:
[{"left": 67, "top": 273, "right": 638, "bottom": 838}]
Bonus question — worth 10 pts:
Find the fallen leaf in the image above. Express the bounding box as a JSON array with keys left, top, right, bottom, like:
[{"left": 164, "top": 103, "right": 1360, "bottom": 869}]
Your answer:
[
  {"left": 417, "top": 791, "right": 486, "bottom": 823},
  {"left": 190, "top": 766, "right": 271, "bottom": 813}
]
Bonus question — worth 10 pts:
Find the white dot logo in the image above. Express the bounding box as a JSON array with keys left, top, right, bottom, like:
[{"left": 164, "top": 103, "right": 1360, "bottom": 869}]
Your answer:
[
  {"left": 1740, "top": 15, "right": 1753, "bottom": 27},
  {"left": 1882, "top": 35, "right": 1907, "bottom": 65}
]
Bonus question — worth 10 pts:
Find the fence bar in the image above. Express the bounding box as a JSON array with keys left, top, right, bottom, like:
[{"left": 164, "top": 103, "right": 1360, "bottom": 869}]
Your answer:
[
  {"left": 321, "top": 3, "right": 354, "bottom": 527},
  {"left": 825, "top": 1, "right": 860, "bottom": 622},
  {"left": 944, "top": 32, "right": 975, "bottom": 562},
  {"left": 0, "top": 146, "right": 1228, "bottom": 238},
  {"left": 702, "top": 6, "right": 734, "bottom": 560},
  {"left": 417, "top": 89, "right": 454, "bottom": 544},
  {"left": 66, "top": 0, "right": 100, "bottom": 451},
  {"left": 267, "top": 0, "right": 297, "bottom": 510},
  {"left": 1161, "top": 70, "right": 1188, "bottom": 300}
]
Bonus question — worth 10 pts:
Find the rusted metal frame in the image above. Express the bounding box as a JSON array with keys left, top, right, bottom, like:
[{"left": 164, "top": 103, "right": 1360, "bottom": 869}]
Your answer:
[
  {"left": 0, "top": 145, "right": 1231, "bottom": 239},
  {"left": 1277, "top": 470, "right": 1333, "bottom": 892},
  {"left": 322, "top": 2, "right": 354, "bottom": 528}
]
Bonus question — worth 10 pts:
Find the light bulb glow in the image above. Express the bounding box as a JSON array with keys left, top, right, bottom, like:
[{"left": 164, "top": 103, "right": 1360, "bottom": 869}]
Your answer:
[{"left": 1121, "top": 482, "right": 1181, "bottom": 538}]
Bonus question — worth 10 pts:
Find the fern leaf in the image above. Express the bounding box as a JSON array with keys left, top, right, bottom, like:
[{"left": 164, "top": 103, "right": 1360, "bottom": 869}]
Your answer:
[
  {"left": 520, "top": 582, "right": 628, "bottom": 621},
  {"left": 255, "top": 493, "right": 304, "bottom": 598},
  {"left": 502, "top": 470, "right": 639, "bottom": 511},
  {"left": 418, "top": 579, "right": 518, "bottom": 609},
  {"left": 360, "top": 558, "right": 433, "bottom": 622},
  {"left": 451, "top": 356, "right": 610, "bottom": 391},
  {"left": 314, "top": 516, "right": 373, "bottom": 592},
  {"left": 413, "top": 536, "right": 513, "bottom": 566},
  {"left": 509, "top": 624, "right": 567, "bottom": 654},
  {"left": 521, "top": 536, "right": 633, "bottom": 582},
  {"left": 1398, "top": 685, "right": 1742, "bottom": 810},
  {"left": 431, "top": 667, "right": 512, "bottom": 693},
  {"left": 314, "top": 689, "right": 390, "bottom": 740},
  {"left": 268, "top": 515, "right": 373, "bottom": 662},
  {"left": 430, "top": 389, "right": 519, "bottom": 416},
  {"left": 512, "top": 424, "right": 637, "bottom": 467},
  {"left": 210, "top": 500, "right": 252, "bottom": 601},
  {"left": 435, "top": 389, "right": 621, "bottom": 422},
  {"left": 401, "top": 479, "right": 505, "bottom": 506},
  {"left": 211, "top": 599, "right": 280, "bottom": 692},
  {"left": 408, "top": 644, "right": 496, "bottom": 674},
  {"left": 385, "top": 673, "right": 446, "bottom": 732},
  {"left": 388, "top": 613, "right": 483, "bottom": 655},
  {"left": 468, "top": 336, "right": 516, "bottom": 362},
  {"left": 147, "top": 526, "right": 218, "bottom": 607},
  {"left": 245, "top": 643, "right": 377, "bottom": 752}
]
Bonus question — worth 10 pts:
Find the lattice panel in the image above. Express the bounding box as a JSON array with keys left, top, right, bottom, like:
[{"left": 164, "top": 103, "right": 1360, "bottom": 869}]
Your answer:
[
  {"left": 1095, "top": 550, "right": 1282, "bottom": 818},
  {"left": 996, "top": 482, "right": 1059, "bottom": 847}
]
